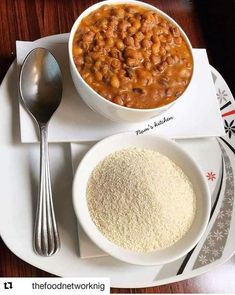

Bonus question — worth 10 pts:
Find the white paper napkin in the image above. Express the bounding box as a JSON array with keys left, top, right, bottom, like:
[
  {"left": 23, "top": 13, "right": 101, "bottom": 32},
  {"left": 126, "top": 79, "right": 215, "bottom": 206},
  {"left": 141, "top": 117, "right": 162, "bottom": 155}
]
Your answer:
[
  {"left": 16, "top": 40, "right": 225, "bottom": 143},
  {"left": 70, "top": 138, "right": 222, "bottom": 259}
]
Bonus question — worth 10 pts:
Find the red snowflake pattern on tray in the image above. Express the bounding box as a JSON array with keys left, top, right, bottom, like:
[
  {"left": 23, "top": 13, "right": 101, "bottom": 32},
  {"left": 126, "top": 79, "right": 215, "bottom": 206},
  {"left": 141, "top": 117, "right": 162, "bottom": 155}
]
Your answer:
[{"left": 206, "top": 171, "right": 216, "bottom": 181}]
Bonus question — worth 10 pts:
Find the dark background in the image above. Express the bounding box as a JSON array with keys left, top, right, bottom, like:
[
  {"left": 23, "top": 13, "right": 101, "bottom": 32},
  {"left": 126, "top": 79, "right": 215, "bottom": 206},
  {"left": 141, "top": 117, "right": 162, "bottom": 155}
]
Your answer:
[
  {"left": 0, "top": 0, "right": 235, "bottom": 293},
  {"left": 0, "top": 0, "right": 235, "bottom": 95},
  {"left": 194, "top": 0, "right": 235, "bottom": 95}
]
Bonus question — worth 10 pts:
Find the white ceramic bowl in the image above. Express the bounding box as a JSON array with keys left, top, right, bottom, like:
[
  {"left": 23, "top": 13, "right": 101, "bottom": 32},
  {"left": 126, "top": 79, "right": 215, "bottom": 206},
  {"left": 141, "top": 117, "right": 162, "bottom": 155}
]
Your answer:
[
  {"left": 72, "top": 133, "right": 210, "bottom": 265},
  {"left": 68, "top": 0, "right": 194, "bottom": 123}
]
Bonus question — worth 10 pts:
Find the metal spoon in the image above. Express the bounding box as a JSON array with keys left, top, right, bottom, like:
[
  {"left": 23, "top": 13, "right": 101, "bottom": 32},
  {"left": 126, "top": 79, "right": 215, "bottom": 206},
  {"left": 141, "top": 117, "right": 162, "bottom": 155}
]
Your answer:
[{"left": 19, "top": 48, "right": 62, "bottom": 256}]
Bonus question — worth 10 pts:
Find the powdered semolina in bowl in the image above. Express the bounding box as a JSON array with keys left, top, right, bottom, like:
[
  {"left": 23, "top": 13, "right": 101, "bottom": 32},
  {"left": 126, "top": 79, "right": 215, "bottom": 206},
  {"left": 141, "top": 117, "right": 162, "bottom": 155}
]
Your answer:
[
  {"left": 87, "top": 148, "right": 196, "bottom": 252},
  {"left": 73, "top": 133, "right": 210, "bottom": 265}
]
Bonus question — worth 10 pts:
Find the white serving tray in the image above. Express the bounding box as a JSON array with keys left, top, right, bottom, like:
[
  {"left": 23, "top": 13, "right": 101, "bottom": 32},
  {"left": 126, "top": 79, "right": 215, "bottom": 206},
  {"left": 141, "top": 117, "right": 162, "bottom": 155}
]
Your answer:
[{"left": 0, "top": 34, "right": 234, "bottom": 288}]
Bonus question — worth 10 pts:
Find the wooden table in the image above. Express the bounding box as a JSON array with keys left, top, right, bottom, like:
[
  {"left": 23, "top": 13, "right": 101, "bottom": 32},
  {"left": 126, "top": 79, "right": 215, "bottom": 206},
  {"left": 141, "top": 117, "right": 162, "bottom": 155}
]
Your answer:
[{"left": 0, "top": 0, "right": 235, "bottom": 293}]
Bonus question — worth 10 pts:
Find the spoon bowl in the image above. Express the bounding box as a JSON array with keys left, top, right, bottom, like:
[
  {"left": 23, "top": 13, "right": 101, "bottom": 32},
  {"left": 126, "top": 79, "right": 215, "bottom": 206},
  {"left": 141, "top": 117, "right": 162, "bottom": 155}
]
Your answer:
[
  {"left": 20, "top": 48, "right": 62, "bottom": 123},
  {"left": 19, "top": 48, "right": 62, "bottom": 256}
]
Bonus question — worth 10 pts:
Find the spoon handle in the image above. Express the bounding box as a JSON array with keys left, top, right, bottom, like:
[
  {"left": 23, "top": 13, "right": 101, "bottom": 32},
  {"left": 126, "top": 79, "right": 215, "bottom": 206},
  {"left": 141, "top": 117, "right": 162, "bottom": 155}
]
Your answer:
[{"left": 34, "top": 124, "right": 60, "bottom": 256}]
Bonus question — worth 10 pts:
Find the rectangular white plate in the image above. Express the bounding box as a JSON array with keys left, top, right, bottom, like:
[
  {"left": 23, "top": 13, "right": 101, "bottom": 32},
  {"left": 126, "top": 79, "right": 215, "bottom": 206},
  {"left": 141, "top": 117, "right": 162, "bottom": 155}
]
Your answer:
[{"left": 0, "top": 34, "right": 234, "bottom": 288}]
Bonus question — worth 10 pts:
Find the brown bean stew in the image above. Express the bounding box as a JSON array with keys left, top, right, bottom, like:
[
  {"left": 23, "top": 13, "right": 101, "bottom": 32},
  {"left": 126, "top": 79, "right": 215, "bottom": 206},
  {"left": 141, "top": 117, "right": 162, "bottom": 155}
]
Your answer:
[{"left": 73, "top": 4, "right": 193, "bottom": 109}]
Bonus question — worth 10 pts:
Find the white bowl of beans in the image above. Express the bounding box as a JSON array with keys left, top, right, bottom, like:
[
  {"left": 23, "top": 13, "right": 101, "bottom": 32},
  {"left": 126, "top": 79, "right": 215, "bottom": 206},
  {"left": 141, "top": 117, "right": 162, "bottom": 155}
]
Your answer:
[{"left": 69, "top": 0, "right": 194, "bottom": 122}]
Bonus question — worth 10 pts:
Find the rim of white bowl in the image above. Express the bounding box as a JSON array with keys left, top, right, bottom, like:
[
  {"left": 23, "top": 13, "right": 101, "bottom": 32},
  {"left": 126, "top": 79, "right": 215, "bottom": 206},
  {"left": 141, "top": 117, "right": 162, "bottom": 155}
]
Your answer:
[
  {"left": 68, "top": 0, "right": 195, "bottom": 113},
  {"left": 72, "top": 132, "right": 211, "bottom": 265}
]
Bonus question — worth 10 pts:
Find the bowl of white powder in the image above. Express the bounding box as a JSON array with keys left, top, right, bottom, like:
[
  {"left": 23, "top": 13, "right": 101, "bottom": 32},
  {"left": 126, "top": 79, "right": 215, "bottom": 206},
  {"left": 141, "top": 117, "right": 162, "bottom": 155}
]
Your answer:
[{"left": 73, "top": 133, "right": 210, "bottom": 265}]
